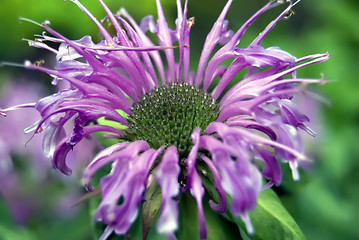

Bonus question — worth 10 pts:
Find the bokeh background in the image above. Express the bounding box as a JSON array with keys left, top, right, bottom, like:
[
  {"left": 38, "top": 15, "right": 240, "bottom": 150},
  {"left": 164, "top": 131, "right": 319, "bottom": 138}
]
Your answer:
[{"left": 0, "top": 0, "right": 358, "bottom": 239}]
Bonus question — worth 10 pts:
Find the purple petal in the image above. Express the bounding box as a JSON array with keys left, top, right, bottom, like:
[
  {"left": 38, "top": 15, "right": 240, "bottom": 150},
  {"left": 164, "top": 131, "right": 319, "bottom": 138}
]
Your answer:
[
  {"left": 275, "top": 124, "right": 303, "bottom": 180},
  {"left": 95, "top": 146, "right": 162, "bottom": 236},
  {"left": 200, "top": 1, "right": 276, "bottom": 90},
  {"left": 195, "top": 0, "right": 233, "bottom": 87},
  {"left": 121, "top": 9, "right": 167, "bottom": 85},
  {"left": 42, "top": 117, "right": 68, "bottom": 158},
  {"left": 226, "top": 115, "right": 277, "bottom": 140},
  {"left": 82, "top": 142, "right": 128, "bottom": 191},
  {"left": 253, "top": 146, "right": 282, "bottom": 188},
  {"left": 53, "top": 125, "right": 124, "bottom": 175},
  {"left": 218, "top": 20, "right": 234, "bottom": 45},
  {"left": 155, "top": 0, "right": 176, "bottom": 83},
  {"left": 198, "top": 132, "right": 261, "bottom": 233},
  {"left": 278, "top": 99, "right": 315, "bottom": 136},
  {"left": 140, "top": 15, "right": 158, "bottom": 33},
  {"left": 56, "top": 36, "right": 95, "bottom": 61},
  {"left": 56, "top": 60, "right": 93, "bottom": 80},
  {"left": 206, "top": 122, "right": 306, "bottom": 162},
  {"left": 176, "top": 0, "right": 191, "bottom": 82},
  {"left": 156, "top": 146, "right": 180, "bottom": 237},
  {"left": 185, "top": 128, "right": 207, "bottom": 239},
  {"left": 70, "top": 0, "right": 114, "bottom": 44},
  {"left": 200, "top": 155, "right": 227, "bottom": 214},
  {"left": 83, "top": 141, "right": 148, "bottom": 191}
]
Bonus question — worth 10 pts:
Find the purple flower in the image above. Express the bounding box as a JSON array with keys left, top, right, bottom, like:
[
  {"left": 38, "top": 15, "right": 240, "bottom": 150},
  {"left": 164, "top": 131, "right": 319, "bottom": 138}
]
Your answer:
[
  {"left": 0, "top": 81, "right": 48, "bottom": 224},
  {"left": 0, "top": 81, "right": 97, "bottom": 224},
  {"left": 1, "top": 0, "right": 328, "bottom": 239}
]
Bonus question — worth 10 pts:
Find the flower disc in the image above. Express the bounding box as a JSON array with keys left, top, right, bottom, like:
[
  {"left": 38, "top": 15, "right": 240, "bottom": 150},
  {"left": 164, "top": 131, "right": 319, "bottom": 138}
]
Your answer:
[{"left": 127, "top": 83, "right": 219, "bottom": 157}]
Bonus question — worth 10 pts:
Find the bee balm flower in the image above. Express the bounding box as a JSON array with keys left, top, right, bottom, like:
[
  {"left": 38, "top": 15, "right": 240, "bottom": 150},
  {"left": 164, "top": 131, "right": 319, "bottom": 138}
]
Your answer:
[{"left": 1, "top": 0, "right": 328, "bottom": 239}]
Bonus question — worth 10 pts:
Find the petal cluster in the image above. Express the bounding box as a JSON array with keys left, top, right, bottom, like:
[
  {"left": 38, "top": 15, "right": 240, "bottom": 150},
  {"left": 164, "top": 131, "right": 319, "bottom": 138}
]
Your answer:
[{"left": 1, "top": 0, "right": 329, "bottom": 239}]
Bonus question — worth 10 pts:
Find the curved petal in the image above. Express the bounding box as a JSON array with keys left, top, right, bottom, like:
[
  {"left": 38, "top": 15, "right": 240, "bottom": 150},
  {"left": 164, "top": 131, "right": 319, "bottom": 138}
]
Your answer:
[
  {"left": 53, "top": 125, "right": 124, "bottom": 175},
  {"left": 198, "top": 133, "right": 261, "bottom": 234},
  {"left": 200, "top": 155, "right": 227, "bottom": 214},
  {"left": 185, "top": 128, "right": 207, "bottom": 239},
  {"left": 95, "top": 145, "right": 162, "bottom": 236},
  {"left": 82, "top": 142, "right": 129, "bottom": 191},
  {"left": 156, "top": 146, "right": 180, "bottom": 238}
]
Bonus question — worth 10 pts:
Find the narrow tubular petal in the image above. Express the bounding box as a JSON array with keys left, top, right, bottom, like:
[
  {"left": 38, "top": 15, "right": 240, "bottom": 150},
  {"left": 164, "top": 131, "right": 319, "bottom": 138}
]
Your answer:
[
  {"left": 82, "top": 142, "right": 129, "bottom": 191},
  {"left": 26, "top": 64, "right": 133, "bottom": 112},
  {"left": 198, "top": 132, "right": 261, "bottom": 234},
  {"left": 0, "top": 102, "right": 37, "bottom": 117},
  {"left": 201, "top": 1, "right": 273, "bottom": 90},
  {"left": 211, "top": 58, "right": 247, "bottom": 100},
  {"left": 205, "top": 121, "right": 309, "bottom": 185},
  {"left": 94, "top": 145, "right": 162, "bottom": 236},
  {"left": 24, "top": 38, "right": 59, "bottom": 54},
  {"left": 120, "top": 9, "right": 167, "bottom": 85},
  {"left": 176, "top": 0, "right": 191, "bottom": 83},
  {"left": 278, "top": 99, "right": 310, "bottom": 127},
  {"left": 200, "top": 155, "right": 227, "bottom": 214},
  {"left": 70, "top": 0, "right": 114, "bottom": 44},
  {"left": 156, "top": 0, "right": 176, "bottom": 83},
  {"left": 220, "top": 53, "right": 329, "bottom": 107},
  {"left": 206, "top": 122, "right": 306, "bottom": 161},
  {"left": 220, "top": 1, "right": 273, "bottom": 51},
  {"left": 98, "top": 0, "right": 152, "bottom": 95},
  {"left": 53, "top": 125, "right": 123, "bottom": 175},
  {"left": 226, "top": 115, "right": 277, "bottom": 140},
  {"left": 83, "top": 141, "right": 149, "bottom": 190},
  {"left": 253, "top": 145, "right": 282, "bottom": 189},
  {"left": 195, "top": 0, "right": 233, "bottom": 87},
  {"left": 218, "top": 87, "right": 303, "bottom": 121},
  {"left": 116, "top": 16, "right": 157, "bottom": 90},
  {"left": 42, "top": 116, "right": 69, "bottom": 158},
  {"left": 185, "top": 128, "right": 207, "bottom": 239},
  {"left": 40, "top": 24, "right": 142, "bottom": 101},
  {"left": 156, "top": 146, "right": 180, "bottom": 237},
  {"left": 250, "top": 1, "right": 293, "bottom": 46},
  {"left": 32, "top": 102, "right": 127, "bottom": 139},
  {"left": 190, "top": 170, "right": 207, "bottom": 239}
]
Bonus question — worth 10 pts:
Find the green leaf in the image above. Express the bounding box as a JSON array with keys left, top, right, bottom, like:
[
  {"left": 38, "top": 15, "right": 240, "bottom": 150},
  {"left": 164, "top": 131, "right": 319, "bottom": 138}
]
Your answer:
[{"left": 228, "top": 189, "right": 305, "bottom": 240}]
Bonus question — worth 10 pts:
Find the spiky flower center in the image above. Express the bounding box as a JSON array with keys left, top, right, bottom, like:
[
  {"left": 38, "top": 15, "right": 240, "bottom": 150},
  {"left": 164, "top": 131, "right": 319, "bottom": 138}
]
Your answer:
[{"left": 127, "top": 83, "right": 219, "bottom": 157}]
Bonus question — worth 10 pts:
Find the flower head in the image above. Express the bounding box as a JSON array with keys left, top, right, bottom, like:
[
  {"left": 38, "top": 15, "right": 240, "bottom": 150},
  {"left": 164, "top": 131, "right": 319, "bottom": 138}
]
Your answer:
[{"left": 1, "top": 0, "right": 328, "bottom": 239}]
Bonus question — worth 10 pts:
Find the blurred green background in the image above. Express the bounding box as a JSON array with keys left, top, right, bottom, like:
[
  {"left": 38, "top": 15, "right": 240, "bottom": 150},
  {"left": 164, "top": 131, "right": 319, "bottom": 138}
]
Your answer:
[{"left": 0, "top": 0, "right": 358, "bottom": 239}]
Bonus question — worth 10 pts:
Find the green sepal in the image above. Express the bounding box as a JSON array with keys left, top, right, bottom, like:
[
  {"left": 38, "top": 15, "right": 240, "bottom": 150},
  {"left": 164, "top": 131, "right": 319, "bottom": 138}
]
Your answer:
[{"left": 142, "top": 180, "right": 162, "bottom": 239}]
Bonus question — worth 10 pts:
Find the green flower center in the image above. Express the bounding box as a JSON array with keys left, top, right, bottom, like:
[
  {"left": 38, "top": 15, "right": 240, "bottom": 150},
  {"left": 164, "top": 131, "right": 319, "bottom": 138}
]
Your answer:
[{"left": 126, "top": 83, "right": 220, "bottom": 157}]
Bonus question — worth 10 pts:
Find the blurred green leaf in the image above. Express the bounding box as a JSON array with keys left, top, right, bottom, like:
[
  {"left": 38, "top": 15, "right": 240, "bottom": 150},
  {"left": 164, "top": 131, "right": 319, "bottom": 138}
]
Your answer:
[
  {"left": 36, "top": 206, "right": 91, "bottom": 240},
  {"left": 0, "top": 225, "right": 36, "bottom": 240}
]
